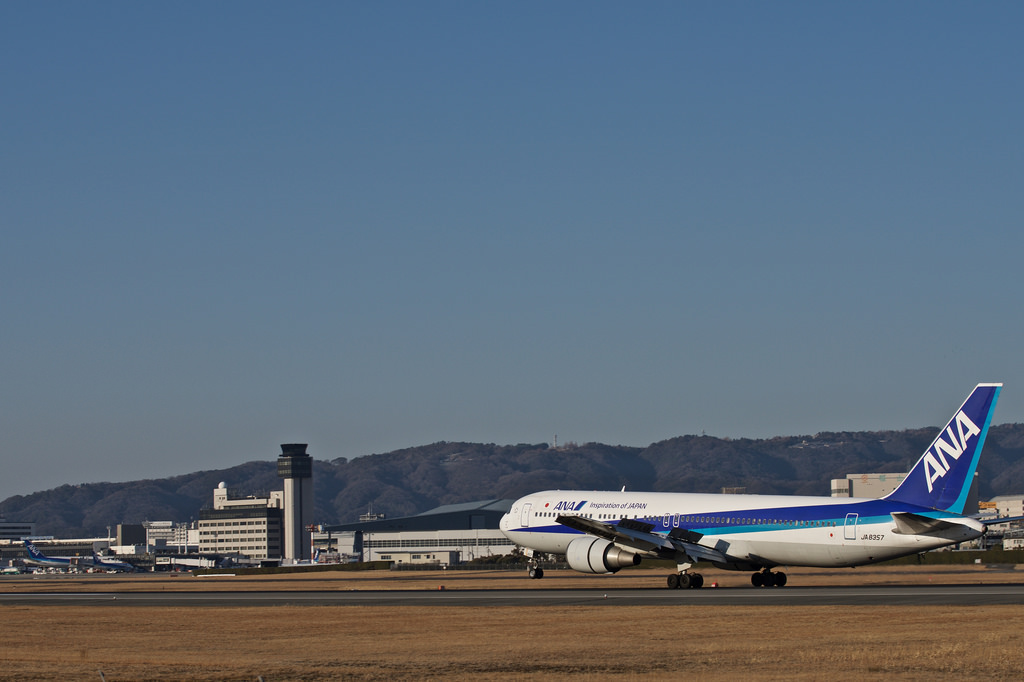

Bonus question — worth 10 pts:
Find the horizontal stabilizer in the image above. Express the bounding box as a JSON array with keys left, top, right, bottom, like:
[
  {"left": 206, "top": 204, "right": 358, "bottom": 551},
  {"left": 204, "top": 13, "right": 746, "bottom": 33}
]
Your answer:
[{"left": 891, "top": 511, "right": 961, "bottom": 535}]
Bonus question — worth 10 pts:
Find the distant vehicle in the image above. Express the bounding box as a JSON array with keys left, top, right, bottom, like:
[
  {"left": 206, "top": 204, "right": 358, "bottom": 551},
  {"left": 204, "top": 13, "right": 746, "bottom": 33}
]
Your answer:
[
  {"left": 1, "top": 566, "right": 24, "bottom": 575},
  {"left": 502, "top": 383, "right": 1006, "bottom": 588}
]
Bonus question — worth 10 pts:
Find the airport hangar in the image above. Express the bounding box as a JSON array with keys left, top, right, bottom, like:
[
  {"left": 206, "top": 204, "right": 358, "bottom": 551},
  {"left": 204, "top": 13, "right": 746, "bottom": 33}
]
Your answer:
[{"left": 323, "top": 499, "right": 515, "bottom": 565}]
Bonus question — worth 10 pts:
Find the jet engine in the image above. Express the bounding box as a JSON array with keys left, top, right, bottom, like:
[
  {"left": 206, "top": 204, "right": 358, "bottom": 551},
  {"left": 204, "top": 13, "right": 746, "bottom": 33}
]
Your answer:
[{"left": 565, "top": 537, "right": 640, "bottom": 574}]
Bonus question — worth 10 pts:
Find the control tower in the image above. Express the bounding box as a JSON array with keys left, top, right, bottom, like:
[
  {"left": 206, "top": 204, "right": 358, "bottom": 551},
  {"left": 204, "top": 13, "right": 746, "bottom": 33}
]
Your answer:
[{"left": 277, "top": 443, "right": 314, "bottom": 561}]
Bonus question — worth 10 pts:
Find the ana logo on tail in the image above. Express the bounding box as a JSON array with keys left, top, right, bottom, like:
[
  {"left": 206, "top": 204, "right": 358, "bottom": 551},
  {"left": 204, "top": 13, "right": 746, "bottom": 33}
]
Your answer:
[
  {"left": 885, "top": 383, "right": 1000, "bottom": 513},
  {"left": 922, "top": 410, "right": 981, "bottom": 493}
]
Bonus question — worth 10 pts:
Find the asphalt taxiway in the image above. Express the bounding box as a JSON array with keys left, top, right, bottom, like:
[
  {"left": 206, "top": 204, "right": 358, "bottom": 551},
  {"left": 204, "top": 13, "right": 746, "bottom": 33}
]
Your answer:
[{"left": 4, "top": 583, "right": 1024, "bottom": 607}]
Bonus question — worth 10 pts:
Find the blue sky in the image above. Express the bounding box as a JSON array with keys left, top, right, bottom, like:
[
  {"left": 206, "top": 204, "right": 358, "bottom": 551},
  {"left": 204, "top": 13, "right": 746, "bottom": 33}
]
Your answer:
[{"left": 2, "top": 3, "right": 1022, "bottom": 502}]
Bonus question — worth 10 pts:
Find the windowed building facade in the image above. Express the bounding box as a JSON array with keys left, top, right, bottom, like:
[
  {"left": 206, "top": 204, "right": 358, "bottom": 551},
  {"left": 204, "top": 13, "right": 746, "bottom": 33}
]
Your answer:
[
  {"left": 0, "top": 519, "right": 35, "bottom": 541},
  {"left": 197, "top": 483, "right": 284, "bottom": 560}
]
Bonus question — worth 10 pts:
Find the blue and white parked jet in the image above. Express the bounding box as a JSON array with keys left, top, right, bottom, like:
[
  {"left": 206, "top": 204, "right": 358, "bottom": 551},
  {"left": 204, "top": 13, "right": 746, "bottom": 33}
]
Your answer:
[
  {"left": 24, "top": 541, "right": 136, "bottom": 572},
  {"left": 23, "top": 540, "right": 84, "bottom": 571},
  {"left": 500, "top": 383, "right": 1004, "bottom": 588}
]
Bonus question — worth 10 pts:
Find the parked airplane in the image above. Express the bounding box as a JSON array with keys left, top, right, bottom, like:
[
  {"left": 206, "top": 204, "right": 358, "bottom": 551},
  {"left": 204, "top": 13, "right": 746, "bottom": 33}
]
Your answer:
[
  {"left": 500, "top": 383, "right": 1003, "bottom": 588},
  {"left": 22, "top": 540, "right": 84, "bottom": 571},
  {"left": 23, "top": 541, "right": 135, "bottom": 572},
  {"left": 91, "top": 552, "right": 136, "bottom": 573}
]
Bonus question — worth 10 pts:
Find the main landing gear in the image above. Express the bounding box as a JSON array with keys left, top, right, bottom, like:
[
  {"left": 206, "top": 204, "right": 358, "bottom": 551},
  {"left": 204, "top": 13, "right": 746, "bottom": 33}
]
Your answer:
[
  {"left": 751, "top": 568, "right": 787, "bottom": 587},
  {"left": 667, "top": 572, "right": 704, "bottom": 589}
]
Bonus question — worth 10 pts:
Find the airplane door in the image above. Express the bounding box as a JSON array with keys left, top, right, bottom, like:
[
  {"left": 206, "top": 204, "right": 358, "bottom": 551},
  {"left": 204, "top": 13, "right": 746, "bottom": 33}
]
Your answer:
[
  {"left": 521, "top": 503, "right": 533, "bottom": 528},
  {"left": 844, "top": 513, "right": 858, "bottom": 541}
]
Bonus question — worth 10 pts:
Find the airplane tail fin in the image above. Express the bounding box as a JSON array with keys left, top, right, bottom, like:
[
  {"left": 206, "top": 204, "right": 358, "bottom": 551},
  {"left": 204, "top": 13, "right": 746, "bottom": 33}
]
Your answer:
[
  {"left": 24, "top": 540, "right": 41, "bottom": 558},
  {"left": 884, "top": 383, "right": 1002, "bottom": 513}
]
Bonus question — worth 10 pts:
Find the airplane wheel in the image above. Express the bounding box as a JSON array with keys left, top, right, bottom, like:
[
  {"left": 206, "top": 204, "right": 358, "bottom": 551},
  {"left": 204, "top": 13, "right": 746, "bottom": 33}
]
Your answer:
[
  {"left": 751, "top": 572, "right": 763, "bottom": 587},
  {"left": 691, "top": 573, "right": 704, "bottom": 589},
  {"left": 773, "top": 571, "right": 786, "bottom": 587},
  {"left": 667, "top": 574, "right": 680, "bottom": 589},
  {"left": 678, "top": 573, "right": 691, "bottom": 589},
  {"left": 762, "top": 571, "right": 776, "bottom": 587},
  {"left": 528, "top": 567, "right": 536, "bottom": 579}
]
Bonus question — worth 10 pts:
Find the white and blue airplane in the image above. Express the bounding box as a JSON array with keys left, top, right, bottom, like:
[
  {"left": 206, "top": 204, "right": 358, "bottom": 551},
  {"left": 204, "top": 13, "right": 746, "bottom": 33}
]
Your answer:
[
  {"left": 23, "top": 541, "right": 135, "bottom": 572},
  {"left": 500, "top": 383, "right": 1004, "bottom": 588},
  {"left": 23, "top": 540, "right": 82, "bottom": 571}
]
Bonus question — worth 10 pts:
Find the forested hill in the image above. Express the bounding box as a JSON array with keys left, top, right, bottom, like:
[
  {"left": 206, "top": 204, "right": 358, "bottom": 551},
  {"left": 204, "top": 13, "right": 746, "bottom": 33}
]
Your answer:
[{"left": 5, "top": 424, "right": 1024, "bottom": 538}]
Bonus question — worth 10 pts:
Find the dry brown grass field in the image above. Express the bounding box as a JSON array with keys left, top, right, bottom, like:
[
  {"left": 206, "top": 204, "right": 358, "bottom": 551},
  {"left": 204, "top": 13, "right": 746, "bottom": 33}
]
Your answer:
[{"left": 2, "top": 566, "right": 1024, "bottom": 681}]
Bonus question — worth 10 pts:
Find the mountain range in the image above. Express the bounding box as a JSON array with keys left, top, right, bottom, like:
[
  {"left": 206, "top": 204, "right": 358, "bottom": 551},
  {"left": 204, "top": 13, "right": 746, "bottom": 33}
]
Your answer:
[{"left": 4, "top": 424, "right": 1024, "bottom": 538}]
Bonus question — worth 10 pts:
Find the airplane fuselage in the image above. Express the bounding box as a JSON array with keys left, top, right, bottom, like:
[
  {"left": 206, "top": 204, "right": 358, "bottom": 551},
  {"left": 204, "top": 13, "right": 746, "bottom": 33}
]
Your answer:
[
  {"left": 500, "top": 489, "right": 984, "bottom": 570},
  {"left": 22, "top": 556, "right": 72, "bottom": 569}
]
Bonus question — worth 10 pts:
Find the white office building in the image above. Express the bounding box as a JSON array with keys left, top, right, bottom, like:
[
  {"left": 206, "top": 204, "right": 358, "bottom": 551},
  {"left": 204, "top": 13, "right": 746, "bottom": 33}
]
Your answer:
[{"left": 197, "top": 483, "right": 285, "bottom": 560}]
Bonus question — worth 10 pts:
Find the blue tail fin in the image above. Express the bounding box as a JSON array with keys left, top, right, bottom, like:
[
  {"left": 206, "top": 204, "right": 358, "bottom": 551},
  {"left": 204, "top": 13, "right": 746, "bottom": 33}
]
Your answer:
[{"left": 885, "top": 383, "right": 1002, "bottom": 513}]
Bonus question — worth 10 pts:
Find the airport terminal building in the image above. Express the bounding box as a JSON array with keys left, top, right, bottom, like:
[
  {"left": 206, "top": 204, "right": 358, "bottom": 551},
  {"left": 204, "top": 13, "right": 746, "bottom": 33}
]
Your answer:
[
  {"left": 0, "top": 518, "right": 35, "bottom": 541},
  {"left": 196, "top": 444, "right": 315, "bottom": 563},
  {"left": 197, "top": 483, "right": 284, "bottom": 560}
]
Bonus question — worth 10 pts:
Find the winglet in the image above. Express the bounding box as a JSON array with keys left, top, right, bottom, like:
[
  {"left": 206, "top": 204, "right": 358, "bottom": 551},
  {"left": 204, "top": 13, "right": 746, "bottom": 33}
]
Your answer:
[{"left": 885, "top": 383, "right": 1002, "bottom": 513}]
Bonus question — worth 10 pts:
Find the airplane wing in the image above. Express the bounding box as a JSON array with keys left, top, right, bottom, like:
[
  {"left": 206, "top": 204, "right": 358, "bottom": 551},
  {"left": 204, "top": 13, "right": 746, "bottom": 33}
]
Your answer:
[{"left": 555, "top": 515, "right": 731, "bottom": 564}]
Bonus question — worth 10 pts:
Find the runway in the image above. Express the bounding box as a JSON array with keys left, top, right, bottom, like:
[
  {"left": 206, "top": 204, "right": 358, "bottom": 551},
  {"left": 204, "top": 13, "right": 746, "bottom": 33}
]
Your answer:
[{"left": 4, "top": 583, "right": 1024, "bottom": 607}]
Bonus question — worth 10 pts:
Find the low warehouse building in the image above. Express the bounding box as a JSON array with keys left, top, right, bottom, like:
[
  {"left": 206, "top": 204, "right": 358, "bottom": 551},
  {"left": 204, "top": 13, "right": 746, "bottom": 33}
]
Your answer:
[{"left": 325, "top": 499, "right": 515, "bottom": 565}]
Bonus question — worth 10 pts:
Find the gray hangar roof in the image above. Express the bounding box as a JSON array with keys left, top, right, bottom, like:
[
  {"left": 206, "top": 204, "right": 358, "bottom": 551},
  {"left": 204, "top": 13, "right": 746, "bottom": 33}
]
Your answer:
[{"left": 326, "top": 499, "right": 514, "bottom": 533}]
